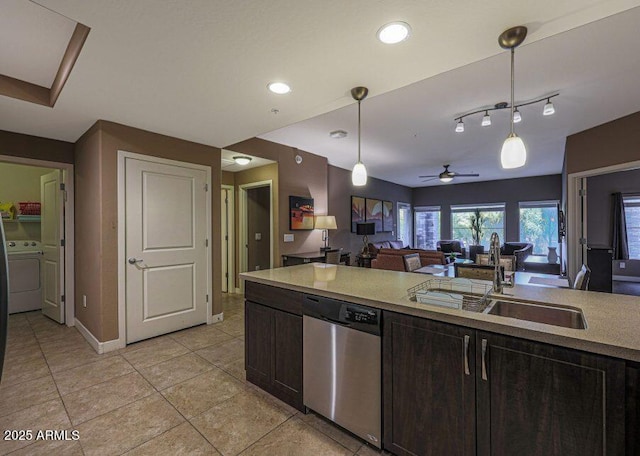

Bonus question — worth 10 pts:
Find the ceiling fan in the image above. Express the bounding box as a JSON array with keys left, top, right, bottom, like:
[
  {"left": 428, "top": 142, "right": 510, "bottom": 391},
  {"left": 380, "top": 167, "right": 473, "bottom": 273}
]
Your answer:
[{"left": 419, "top": 164, "right": 480, "bottom": 183}]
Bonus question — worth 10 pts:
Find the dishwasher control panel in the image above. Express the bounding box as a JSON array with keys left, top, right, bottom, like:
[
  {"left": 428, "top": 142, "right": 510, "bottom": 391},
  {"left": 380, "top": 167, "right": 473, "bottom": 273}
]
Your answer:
[
  {"left": 344, "top": 306, "right": 379, "bottom": 325},
  {"left": 303, "top": 294, "right": 381, "bottom": 336}
]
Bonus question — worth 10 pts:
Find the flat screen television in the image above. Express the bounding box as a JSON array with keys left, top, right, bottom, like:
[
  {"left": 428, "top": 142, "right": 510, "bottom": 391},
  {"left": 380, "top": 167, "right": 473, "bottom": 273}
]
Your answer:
[{"left": 0, "top": 219, "right": 8, "bottom": 381}]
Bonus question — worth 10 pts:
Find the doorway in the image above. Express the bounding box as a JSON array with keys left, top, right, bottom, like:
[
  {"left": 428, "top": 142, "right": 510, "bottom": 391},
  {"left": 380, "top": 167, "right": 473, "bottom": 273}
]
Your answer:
[
  {"left": 0, "top": 155, "right": 74, "bottom": 326},
  {"left": 117, "top": 151, "right": 212, "bottom": 344},
  {"left": 238, "top": 180, "right": 273, "bottom": 279},
  {"left": 567, "top": 159, "right": 640, "bottom": 280}
]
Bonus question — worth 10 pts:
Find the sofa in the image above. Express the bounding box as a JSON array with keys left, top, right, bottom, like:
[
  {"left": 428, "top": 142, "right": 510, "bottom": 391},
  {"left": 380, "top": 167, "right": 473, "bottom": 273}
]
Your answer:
[
  {"left": 436, "top": 240, "right": 467, "bottom": 258},
  {"left": 371, "top": 248, "right": 446, "bottom": 272},
  {"left": 367, "top": 240, "right": 408, "bottom": 257},
  {"left": 501, "top": 242, "right": 533, "bottom": 271}
]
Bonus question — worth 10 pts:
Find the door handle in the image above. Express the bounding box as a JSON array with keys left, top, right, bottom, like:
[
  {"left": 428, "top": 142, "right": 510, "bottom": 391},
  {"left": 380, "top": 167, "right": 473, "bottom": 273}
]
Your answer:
[
  {"left": 481, "top": 338, "right": 488, "bottom": 381},
  {"left": 463, "top": 335, "right": 470, "bottom": 376},
  {"left": 128, "top": 257, "right": 148, "bottom": 269}
]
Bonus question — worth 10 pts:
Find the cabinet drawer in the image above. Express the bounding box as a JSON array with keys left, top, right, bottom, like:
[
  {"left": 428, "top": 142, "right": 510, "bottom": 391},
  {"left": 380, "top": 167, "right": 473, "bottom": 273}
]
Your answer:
[{"left": 245, "top": 281, "right": 303, "bottom": 315}]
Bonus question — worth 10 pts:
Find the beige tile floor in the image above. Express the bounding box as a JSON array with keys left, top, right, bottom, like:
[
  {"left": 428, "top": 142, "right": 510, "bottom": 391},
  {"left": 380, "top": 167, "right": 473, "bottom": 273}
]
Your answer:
[{"left": 0, "top": 294, "right": 387, "bottom": 456}]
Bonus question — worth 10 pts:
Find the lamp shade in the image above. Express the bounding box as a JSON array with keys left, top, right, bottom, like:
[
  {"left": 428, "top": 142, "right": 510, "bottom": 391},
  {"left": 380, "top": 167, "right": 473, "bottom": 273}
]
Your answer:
[
  {"left": 356, "top": 222, "right": 376, "bottom": 235},
  {"left": 314, "top": 215, "right": 337, "bottom": 230},
  {"left": 500, "top": 133, "right": 527, "bottom": 169}
]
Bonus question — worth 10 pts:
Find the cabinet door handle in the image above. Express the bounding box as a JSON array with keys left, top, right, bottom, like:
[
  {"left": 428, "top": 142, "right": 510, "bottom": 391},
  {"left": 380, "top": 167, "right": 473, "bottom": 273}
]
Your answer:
[
  {"left": 463, "top": 335, "right": 470, "bottom": 375},
  {"left": 481, "top": 338, "right": 488, "bottom": 381}
]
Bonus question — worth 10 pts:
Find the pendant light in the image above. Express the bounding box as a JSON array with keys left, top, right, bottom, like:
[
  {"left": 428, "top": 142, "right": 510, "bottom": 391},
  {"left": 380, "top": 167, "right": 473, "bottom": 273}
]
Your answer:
[
  {"left": 499, "top": 26, "right": 527, "bottom": 169},
  {"left": 351, "top": 86, "right": 369, "bottom": 186}
]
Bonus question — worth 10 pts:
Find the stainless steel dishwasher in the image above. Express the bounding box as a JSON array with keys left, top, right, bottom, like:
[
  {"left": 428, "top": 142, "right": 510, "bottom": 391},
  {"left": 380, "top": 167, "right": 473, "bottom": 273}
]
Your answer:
[{"left": 302, "top": 294, "right": 382, "bottom": 448}]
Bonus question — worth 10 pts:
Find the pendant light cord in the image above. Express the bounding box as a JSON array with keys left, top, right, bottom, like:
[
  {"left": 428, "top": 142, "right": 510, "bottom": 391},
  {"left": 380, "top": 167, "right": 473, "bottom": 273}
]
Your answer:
[
  {"left": 357, "top": 100, "right": 362, "bottom": 163},
  {"left": 510, "top": 47, "right": 515, "bottom": 135}
]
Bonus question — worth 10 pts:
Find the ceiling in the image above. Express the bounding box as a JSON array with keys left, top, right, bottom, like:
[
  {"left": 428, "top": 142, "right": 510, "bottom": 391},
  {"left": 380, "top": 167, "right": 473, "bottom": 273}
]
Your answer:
[
  {"left": 1, "top": 1, "right": 640, "bottom": 188},
  {"left": 0, "top": 0, "right": 76, "bottom": 87},
  {"left": 221, "top": 149, "right": 275, "bottom": 172}
]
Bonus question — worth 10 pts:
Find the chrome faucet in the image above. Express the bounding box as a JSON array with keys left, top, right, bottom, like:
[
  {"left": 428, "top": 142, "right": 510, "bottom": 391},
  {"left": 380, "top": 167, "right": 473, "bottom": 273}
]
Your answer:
[{"left": 489, "top": 232, "right": 513, "bottom": 293}]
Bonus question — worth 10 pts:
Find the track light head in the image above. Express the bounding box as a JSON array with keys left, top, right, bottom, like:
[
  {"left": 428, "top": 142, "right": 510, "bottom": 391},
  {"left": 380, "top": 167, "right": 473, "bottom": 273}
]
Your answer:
[
  {"left": 513, "top": 108, "right": 522, "bottom": 123},
  {"left": 481, "top": 111, "right": 491, "bottom": 127},
  {"left": 543, "top": 99, "right": 555, "bottom": 116},
  {"left": 455, "top": 120, "right": 464, "bottom": 133}
]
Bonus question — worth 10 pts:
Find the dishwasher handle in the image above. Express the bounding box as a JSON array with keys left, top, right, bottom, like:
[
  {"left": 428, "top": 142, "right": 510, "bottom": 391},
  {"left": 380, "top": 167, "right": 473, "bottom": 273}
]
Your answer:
[{"left": 321, "top": 316, "right": 351, "bottom": 327}]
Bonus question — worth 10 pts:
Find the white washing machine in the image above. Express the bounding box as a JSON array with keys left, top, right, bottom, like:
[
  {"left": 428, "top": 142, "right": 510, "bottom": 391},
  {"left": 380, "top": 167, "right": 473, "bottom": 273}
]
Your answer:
[{"left": 6, "top": 240, "right": 43, "bottom": 314}]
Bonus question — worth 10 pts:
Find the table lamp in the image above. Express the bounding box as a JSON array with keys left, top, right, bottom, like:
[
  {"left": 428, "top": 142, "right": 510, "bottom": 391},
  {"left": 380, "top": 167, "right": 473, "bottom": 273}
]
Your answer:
[
  {"left": 357, "top": 222, "right": 376, "bottom": 256},
  {"left": 314, "top": 215, "right": 337, "bottom": 251}
]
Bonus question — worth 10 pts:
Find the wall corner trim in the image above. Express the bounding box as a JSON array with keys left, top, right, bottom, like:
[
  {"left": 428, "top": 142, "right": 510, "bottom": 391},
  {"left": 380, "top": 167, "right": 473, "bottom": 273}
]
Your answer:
[{"left": 75, "top": 319, "right": 125, "bottom": 354}]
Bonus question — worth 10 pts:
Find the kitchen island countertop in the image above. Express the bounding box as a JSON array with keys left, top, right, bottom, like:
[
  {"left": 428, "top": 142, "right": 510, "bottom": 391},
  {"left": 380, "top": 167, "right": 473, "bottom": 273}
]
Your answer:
[{"left": 240, "top": 264, "right": 640, "bottom": 362}]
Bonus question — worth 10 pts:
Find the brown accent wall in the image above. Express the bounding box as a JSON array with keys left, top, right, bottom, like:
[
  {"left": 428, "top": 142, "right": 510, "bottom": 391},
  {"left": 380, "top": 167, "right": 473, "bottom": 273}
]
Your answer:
[
  {"left": 225, "top": 138, "right": 328, "bottom": 265},
  {"left": 221, "top": 171, "right": 235, "bottom": 186},
  {"left": 74, "top": 120, "right": 221, "bottom": 342},
  {"left": 565, "top": 111, "right": 640, "bottom": 174},
  {"left": 0, "top": 129, "right": 74, "bottom": 163},
  {"left": 328, "top": 165, "right": 413, "bottom": 262},
  {"left": 247, "top": 186, "right": 271, "bottom": 272},
  {"left": 74, "top": 123, "right": 103, "bottom": 338}
]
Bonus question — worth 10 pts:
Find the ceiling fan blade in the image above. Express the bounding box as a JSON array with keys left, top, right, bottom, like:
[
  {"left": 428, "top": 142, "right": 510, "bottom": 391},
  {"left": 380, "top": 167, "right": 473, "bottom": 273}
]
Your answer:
[
  {"left": 418, "top": 175, "right": 438, "bottom": 178},
  {"left": 453, "top": 173, "right": 480, "bottom": 177},
  {"left": 421, "top": 177, "right": 438, "bottom": 183}
]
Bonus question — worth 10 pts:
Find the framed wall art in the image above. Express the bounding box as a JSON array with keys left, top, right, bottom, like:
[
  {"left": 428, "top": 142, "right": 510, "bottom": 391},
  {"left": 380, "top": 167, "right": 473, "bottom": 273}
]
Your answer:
[
  {"left": 289, "top": 196, "right": 314, "bottom": 230},
  {"left": 351, "top": 196, "right": 365, "bottom": 232},
  {"left": 365, "top": 198, "right": 383, "bottom": 233},
  {"left": 382, "top": 200, "right": 394, "bottom": 232}
]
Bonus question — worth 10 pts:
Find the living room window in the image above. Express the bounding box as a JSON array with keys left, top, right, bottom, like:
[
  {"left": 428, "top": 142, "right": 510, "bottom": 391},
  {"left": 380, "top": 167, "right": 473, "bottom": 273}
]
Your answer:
[
  {"left": 414, "top": 206, "right": 440, "bottom": 250},
  {"left": 519, "top": 201, "right": 559, "bottom": 255},
  {"left": 451, "top": 203, "right": 505, "bottom": 249},
  {"left": 397, "top": 202, "right": 413, "bottom": 247},
  {"left": 623, "top": 195, "right": 640, "bottom": 259}
]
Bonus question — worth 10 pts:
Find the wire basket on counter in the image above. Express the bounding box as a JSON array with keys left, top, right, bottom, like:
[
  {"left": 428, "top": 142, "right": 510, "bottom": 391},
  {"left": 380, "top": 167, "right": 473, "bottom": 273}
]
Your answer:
[{"left": 408, "top": 278, "right": 493, "bottom": 312}]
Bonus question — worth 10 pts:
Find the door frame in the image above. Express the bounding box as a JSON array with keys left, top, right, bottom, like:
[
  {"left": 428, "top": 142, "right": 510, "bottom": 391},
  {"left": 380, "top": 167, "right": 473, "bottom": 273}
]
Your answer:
[
  {"left": 221, "top": 185, "right": 235, "bottom": 294},
  {"left": 238, "top": 180, "right": 273, "bottom": 283},
  {"left": 117, "top": 150, "right": 212, "bottom": 350},
  {"left": 567, "top": 159, "right": 640, "bottom": 280},
  {"left": 0, "top": 155, "right": 75, "bottom": 326}
]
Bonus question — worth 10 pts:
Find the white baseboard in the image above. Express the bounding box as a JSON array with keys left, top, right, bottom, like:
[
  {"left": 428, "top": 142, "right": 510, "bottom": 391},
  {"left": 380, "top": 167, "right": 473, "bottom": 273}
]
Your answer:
[
  {"left": 75, "top": 319, "right": 126, "bottom": 354},
  {"left": 208, "top": 312, "right": 224, "bottom": 324}
]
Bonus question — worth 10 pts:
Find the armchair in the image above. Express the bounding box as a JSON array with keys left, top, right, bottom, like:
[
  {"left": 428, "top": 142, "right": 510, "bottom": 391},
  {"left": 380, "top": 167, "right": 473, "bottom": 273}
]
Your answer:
[
  {"left": 436, "top": 240, "right": 467, "bottom": 259},
  {"left": 500, "top": 242, "right": 533, "bottom": 271}
]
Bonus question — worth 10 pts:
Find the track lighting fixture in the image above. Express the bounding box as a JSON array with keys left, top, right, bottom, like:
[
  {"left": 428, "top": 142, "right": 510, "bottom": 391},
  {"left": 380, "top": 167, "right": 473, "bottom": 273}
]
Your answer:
[
  {"left": 453, "top": 93, "right": 557, "bottom": 132},
  {"left": 455, "top": 119, "right": 464, "bottom": 133}
]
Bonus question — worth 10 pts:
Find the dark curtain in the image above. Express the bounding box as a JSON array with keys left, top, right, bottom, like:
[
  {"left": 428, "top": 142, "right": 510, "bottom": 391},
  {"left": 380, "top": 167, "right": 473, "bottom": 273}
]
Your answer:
[{"left": 612, "top": 192, "right": 629, "bottom": 260}]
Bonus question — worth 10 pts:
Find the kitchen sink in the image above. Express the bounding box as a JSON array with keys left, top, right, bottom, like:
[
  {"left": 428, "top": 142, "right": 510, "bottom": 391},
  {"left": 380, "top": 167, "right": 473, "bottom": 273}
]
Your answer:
[{"left": 484, "top": 300, "right": 587, "bottom": 329}]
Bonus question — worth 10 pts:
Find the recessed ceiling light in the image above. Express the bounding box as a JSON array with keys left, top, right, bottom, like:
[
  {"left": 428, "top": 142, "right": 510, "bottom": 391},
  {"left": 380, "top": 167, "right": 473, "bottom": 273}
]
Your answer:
[
  {"left": 329, "top": 130, "right": 348, "bottom": 139},
  {"left": 267, "top": 82, "right": 291, "bottom": 94},
  {"left": 233, "top": 156, "right": 252, "bottom": 166},
  {"left": 377, "top": 22, "right": 411, "bottom": 44}
]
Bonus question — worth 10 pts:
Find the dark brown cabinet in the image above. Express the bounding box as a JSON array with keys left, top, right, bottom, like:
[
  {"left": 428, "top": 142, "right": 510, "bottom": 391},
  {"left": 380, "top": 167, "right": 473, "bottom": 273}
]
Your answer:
[
  {"left": 476, "top": 332, "right": 626, "bottom": 456},
  {"left": 245, "top": 282, "right": 304, "bottom": 411},
  {"left": 384, "top": 311, "right": 627, "bottom": 456},
  {"left": 383, "top": 312, "right": 476, "bottom": 456}
]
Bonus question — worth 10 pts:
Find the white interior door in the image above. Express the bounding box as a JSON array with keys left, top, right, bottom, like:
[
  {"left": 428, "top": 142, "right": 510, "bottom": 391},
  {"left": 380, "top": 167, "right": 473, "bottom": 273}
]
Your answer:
[
  {"left": 125, "top": 157, "right": 208, "bottom": 343},
  {"left": 221, "top": 188, "right": 228, "bottom": 293},
  {"left": 40, "top": 170, "right": 64, "bottom": 323}
]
